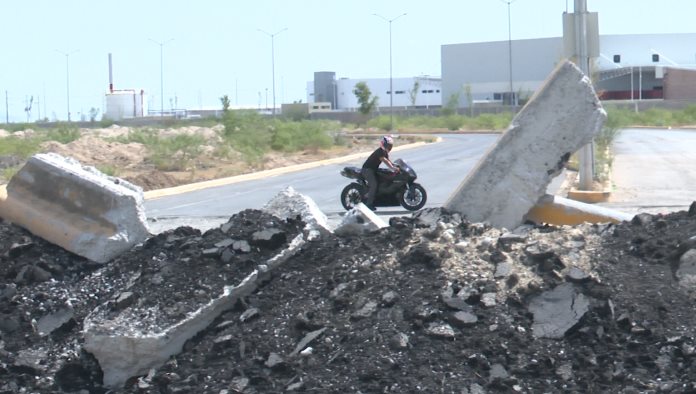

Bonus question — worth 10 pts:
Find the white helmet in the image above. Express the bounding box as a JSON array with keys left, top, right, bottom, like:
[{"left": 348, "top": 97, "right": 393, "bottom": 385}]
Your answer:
[{"left": 380, "top": 135, "right": 394, "bottom": 151}]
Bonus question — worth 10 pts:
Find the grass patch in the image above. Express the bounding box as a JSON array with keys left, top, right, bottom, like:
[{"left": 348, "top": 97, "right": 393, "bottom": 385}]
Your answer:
[
  {"left": 393, "top": 113, "right": 511, "bottom": 132},
  {"left": 45, "top": 124, "right": 81, "bottom": 144},
  {"left": 96, "top": 164, "right": 120, "bottom": 177},
  {"left": 221, "top": 110, "right": 344, "bottom": 164},
  {"left": 112, "top": 128, "right": 205, "bottom": 171},
  {"left": 2, "top": 166, "right": 20, "bottom": 182},
  {"left": 0, "top": 136, "right": 42, "bottom": 159}
]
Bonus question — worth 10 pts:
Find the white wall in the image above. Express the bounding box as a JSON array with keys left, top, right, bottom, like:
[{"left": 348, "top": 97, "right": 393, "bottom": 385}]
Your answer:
[{"left": 308, "top": 76, "right": 442, "bottom": 110}]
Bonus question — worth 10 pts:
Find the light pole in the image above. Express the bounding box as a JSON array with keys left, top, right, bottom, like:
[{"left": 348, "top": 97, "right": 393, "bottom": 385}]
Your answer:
[
  {"left": 500, "top": 0, "right": 516, "bottom": 110},
  {"left": 258, "top": 28, "right": 287, "bottom": 117},
  {"left": 56, "top": 49, "right": 78, "bottom": 122},
  {"left": 373, "top": 13, "right": 407, "bottom": 132},
  {"left": 149, "top": 38, "right": 174, "bottom": 118}
]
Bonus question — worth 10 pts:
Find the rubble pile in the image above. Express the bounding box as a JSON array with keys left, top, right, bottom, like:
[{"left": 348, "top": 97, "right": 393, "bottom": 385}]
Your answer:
[{"left": 3, "top": 202, "right": 696, "bottom": 393}]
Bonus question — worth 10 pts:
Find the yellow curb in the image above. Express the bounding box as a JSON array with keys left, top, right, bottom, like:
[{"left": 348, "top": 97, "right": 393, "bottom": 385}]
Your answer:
[
  {"left": 144, "top": 138, "right": 441, "bottom": 200},
  {"left": 526, "top": 194, "right": 633, "bottom": 225},
  {"left": 567, "top": 188, "right": 611, "bottom": 203}
]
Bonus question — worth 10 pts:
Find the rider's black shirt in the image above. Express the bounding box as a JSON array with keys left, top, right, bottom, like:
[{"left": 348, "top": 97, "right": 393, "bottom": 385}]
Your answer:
[{"left": 362, "top": 148, "right": 388, "bottom": 170}]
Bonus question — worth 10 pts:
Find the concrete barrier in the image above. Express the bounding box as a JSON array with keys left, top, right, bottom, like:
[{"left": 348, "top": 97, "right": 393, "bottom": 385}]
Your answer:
[
  {"left": 0, "top": 153, "right": 150, "bottom": 263},
  {"left": 444, "top": 60, "right": 607, "bottom": 230}
]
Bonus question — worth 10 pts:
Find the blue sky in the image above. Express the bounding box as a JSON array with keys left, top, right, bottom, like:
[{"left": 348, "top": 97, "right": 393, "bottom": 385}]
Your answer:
[{"left": 2, "top": 0, "right": 695, "bottom": 122}]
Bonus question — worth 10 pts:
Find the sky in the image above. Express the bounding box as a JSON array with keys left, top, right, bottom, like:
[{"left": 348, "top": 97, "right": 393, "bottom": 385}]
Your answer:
[{"left": 2, "top": 0, "right": 695, "bottom": 123}]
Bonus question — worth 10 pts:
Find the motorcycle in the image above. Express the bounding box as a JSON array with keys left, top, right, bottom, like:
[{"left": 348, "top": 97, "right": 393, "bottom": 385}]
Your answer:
[{"left": 339, "top": 158, "right": 427, "bottom": 211}]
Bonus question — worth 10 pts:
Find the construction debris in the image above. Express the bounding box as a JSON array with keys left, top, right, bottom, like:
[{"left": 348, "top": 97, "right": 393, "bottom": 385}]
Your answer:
[
  {"left": 0, "top": 152, "right": 150, "bottom": 263},
  {"left": 3, "top": 191, "right": 696, "bottom": 392}
]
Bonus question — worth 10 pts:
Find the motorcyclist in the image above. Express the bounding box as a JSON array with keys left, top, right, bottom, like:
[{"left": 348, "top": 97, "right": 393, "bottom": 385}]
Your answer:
[{"left": 361, "top": 135, "right": 399, "bottom": 211}]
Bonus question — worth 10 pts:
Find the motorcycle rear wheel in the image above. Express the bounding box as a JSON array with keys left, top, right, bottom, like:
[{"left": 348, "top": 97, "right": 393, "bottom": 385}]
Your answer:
[
  {"left": 400, "top": 183, "right": 427, "bottom": 211},
  {"left": 340, "top": 183, "right": 365, "bottom": 211}
]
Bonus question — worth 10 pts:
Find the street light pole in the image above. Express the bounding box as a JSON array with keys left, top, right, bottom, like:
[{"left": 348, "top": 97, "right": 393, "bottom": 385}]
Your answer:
[
  {"left": 500, "top": 0, "right": 516, "bottom": 110},
  {"left": 149, "top": 38, "right": 174, "bottom": 118},
  {"left": 258, "top": 28, "right": 288, "bottom": 117},
  {"left": 373, "top": 13, "right": 407, "bottom": 132},
  {"left": 56, "top": 49, "right": 78, "bottom": 122}
]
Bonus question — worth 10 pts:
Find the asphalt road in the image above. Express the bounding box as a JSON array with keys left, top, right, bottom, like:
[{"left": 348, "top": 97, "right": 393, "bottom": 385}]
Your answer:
[
  {"left": 598, "top": 127, "right": 696, "bottom": 215},
  {"left": 144, "top": 127, "right": 696, "bottom": 233},
  {"left": 144, "top": 133, "right": 501, "bottom": 232}
]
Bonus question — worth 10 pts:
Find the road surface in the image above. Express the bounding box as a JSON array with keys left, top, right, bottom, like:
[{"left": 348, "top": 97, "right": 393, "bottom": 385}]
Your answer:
[
  {"left": 145, "top": 134, "right": 501, "bottom": 232},
  {"left": 599, "top": 127, "right": 696, "bottom": 215}
]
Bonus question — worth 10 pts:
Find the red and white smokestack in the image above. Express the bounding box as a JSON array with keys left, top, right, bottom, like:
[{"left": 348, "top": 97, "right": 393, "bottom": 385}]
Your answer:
[{"left": 108, "top": 53, "right": 114, "bottom": 93}]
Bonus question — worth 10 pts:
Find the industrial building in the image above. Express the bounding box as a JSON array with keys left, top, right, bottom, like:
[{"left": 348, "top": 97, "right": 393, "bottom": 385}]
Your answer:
[
  {"left": 442, "top": 32, "right": 696, "bottom": 107},
  {"left": 104, "top": 54, "right": 149, "bottom": 121},
  {"left": 307, "top": 32, "right": 696, "bottom": 113},
  {"left": 307, "top": 72, "right": 443, "bottom": 111}
]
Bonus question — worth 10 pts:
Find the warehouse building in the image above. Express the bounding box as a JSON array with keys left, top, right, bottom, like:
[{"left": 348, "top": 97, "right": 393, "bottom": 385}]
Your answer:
[
  {"left": 306, "top": 72, "right": 443, "bottom": 111},
  {"left": 307, "top": 32, "right": 696, "bottom": 113},
  {"left": 441, "top": 32, "right": 696, "bottom": 107}
]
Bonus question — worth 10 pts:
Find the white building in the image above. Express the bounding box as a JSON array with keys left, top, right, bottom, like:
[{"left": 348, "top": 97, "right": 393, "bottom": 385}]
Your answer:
[
  {"left": 307, "top": 71, "right": 442, "bottom": 111},
  {"left": 441, "top": 32, "right": 696, "bottom": 107},
  {"left": 104, "top": 89, "right": 148, "bottom": 121}
]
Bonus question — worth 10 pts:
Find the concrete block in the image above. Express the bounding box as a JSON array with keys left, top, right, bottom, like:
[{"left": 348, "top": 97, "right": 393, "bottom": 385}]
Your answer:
[
  {"left": 0, "top": 153, "right": 150, "bottom": 263},
  {"left": 445, "top": 60, "right": 607, "bottom": 229},
  {"left": 263, "top": 186, "right": 331, "bottom": 239},
  {"left": 334, "top": 203, "right": 389, "bottom": 236}
]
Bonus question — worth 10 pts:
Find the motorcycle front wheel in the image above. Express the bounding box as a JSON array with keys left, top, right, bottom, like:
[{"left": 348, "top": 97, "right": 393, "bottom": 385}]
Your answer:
[
  {"left": 400, "top": 183, "right": 427, "bottom": 211},
  {"left": 340, "top": 183, "right": 365, "bottom": 211}
]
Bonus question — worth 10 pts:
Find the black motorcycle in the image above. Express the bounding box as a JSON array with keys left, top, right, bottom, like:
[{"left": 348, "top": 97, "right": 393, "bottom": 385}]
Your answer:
[{"left": 339, "top": 158, "right": 427, "bottom": 211}]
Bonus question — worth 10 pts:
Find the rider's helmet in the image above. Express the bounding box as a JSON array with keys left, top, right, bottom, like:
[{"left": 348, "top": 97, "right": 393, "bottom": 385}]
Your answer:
[{"left": 380, "top": 135, "right": 394, "bottom": 152}]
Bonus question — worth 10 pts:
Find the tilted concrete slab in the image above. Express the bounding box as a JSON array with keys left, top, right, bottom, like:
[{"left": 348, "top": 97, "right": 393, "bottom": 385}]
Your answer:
[
  {"left": 444, "top": 60, "right": 607, "bottom": 230},
  {"left": 0, "top": 153, "right": 150, "bottom": 263},
  {"left": 83, "top": 189, "right": 327, "bottom": 387},
  {"left": 83, "top": 233, "right": 306, "bottom": 388}
]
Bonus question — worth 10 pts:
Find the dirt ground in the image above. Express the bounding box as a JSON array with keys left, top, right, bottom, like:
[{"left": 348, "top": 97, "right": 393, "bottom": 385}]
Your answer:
[{"left": 0, "top": 125, "right": 385, "bottom": 191}]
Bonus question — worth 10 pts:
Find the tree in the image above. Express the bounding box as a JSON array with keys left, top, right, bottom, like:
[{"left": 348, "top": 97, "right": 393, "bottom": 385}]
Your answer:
[
  {"left": 220, "top": 95, "right": 231, "bottom": 112},
  {"left": 408, "top": 80, "right": 420, "bottom": 108},
  {"left": 440, "top": 92, "right": 461, "bottom": 116},
  {"left": 464, "top": 84, "right": 473, "bottom": 116},
  {"left": 89, "top": 107, "right": 100, "bottom": 122},
  {"left": 353, "top": 82, "right": 378, "bottom": 116}
]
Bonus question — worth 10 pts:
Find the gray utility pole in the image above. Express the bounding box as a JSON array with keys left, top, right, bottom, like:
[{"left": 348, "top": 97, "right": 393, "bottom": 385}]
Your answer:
[
  {"left": 56, "top": 49, "right": 78, "bottom": 122},
  {"left": 373, "top": 13, "right": 407, "bottom": 132},
  {"left": 564, "top": 0, "right": 598, "bottom": 191},
  {"left": 574, "top": 0, "right": 594, "bottom": 191},
  {"left": 500, "top": 0, "right": 516, "bottom": 110},
  {"left": 149, "top": 38, "right": 174, "bottom": 118},
  {"left": 258, "top": 28, "right": 287, "bottom": 117}
]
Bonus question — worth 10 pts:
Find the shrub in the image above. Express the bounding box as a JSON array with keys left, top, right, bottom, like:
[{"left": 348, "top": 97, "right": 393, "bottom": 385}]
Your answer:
[
  {"left": 270, "top": 121, "right": 333, "bottom": 152},
  {"left": 45, "top": 124, "right": 81, "bottom": 144},
  {"left": 367, "top": 115, "right": 394, "bottom": 131},
  {"left": 444, "top": 115, "right": 464, "bottom": 131},
  {"left": 221, "top": 110, "right": 271, "bottom": 163},
  {"left": 149, "top": 134, "right": 206, "bottom": 171},
  {"left": 0, "top": 136, "right": 42, "bottom": 159}
]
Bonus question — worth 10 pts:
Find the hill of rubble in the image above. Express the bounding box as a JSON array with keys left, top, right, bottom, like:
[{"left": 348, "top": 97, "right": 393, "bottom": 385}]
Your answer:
[{"left": 4, "top": 199, "right": 696, "bottom": 393}]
